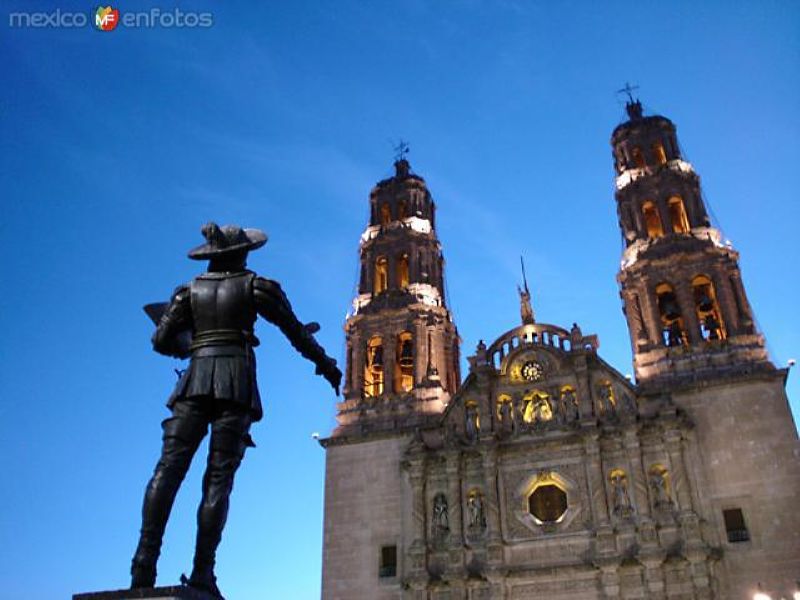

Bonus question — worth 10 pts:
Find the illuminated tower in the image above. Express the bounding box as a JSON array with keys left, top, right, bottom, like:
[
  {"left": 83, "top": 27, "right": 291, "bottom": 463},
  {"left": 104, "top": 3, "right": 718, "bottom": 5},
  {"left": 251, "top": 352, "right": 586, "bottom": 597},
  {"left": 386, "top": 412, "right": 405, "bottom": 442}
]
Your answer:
[
  {"left": 321, "top": 157, "right": 460, "bottom": 599},
  {"left": 613, "top": 98, "right": 768, "bottom": 385},
  {"left": 612, "top": 98, "right": 800, "bottom": 599}
]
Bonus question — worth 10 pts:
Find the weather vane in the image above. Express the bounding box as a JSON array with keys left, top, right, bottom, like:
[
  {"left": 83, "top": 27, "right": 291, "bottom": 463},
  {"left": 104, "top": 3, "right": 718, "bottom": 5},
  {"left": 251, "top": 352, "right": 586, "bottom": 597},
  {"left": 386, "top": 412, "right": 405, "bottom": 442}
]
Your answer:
[
  {"left": 616, "top": 82, "right": 640, "bottom": 103},
  {"left": 393, "top": 139, "right": 410, "bottom": 162}
]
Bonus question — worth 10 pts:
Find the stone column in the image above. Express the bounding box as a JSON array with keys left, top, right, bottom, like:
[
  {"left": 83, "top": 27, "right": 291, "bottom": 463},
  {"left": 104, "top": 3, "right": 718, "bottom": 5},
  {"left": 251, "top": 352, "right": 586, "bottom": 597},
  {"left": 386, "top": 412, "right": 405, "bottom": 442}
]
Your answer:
[
  {"left": 584, "top": 433, "right": 611, "bottom": 526},
  {"left": 675, "top": 280, "right": 701, "bottom": 345},
  {"left": 446, "top": 452, "right": 465, "bottom": 575},
  {"left": 482, "top": 449, "right": 503, "bottom": 546},
  {"left": 644, "top": 283, "right": 666, "bottom": 346},
  {"left": 384, "top": 328, "right": 396, "bottom": 394},
  {"left": 711, "top": 271, "right": 739, "bottom": 336},
  {"left": 664, "top": 430, "right": 692, "bottom": 511},
  {"left": 623, "top": 431, "right": 651, "bottom": 520},
  {"left": 404, "top": 456, "right": 427, "bottom": 582},
  {"left": 729, "top": 271, "right": 755, "bottom": 331}
]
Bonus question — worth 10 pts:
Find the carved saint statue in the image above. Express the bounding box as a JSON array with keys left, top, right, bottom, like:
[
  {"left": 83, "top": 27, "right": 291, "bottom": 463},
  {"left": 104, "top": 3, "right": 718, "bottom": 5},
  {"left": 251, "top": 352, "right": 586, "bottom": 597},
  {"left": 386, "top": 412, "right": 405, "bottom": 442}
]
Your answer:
[
  {"left": 649, "top": 469, "right": 672, "bottom": 508},
  {"left": 499, "top": 399, "right": 513, "bottom": 433},
  {"left": 432, "top": 493, "right": 450, "bottom": 539},
  {"left": 131, "top": 223, "right": 342, "bottom": 598},
  {"left": 610, "top": 472, "right": 633, "bottom": 517},
  {"left": 598, "top": 383, "right": 615, "bottom": 416},
  {"left": 465, "top": 404, "right": 479, "bottom": 441},
  {"left": 559, "top": 388, "right": 579, "bottom": 423},
  {"left": 467, "top": 492, "right": 486, "bottom": 531}
]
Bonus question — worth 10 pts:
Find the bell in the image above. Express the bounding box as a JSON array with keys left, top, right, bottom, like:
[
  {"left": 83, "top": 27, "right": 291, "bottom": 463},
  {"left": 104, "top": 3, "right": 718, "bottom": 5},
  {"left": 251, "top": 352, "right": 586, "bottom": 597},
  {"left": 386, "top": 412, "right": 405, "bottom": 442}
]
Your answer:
[
  {"left": 371, "top": 345, "right": 384, "bottom": 369},
  {"left": 704, "top": 314, "right": 721, "bottom": 340},
  {"left": 658, "top": 293, "right": 681, "bottom": 320},
  {"left": 696, "top": 291, "right": 714, "bottom": 313},
  {"left": 667, "top": 321, "right": 684, "bottom": 347},
  {"left": 399, "top": 339, "right": 414, "bottom": 368}
]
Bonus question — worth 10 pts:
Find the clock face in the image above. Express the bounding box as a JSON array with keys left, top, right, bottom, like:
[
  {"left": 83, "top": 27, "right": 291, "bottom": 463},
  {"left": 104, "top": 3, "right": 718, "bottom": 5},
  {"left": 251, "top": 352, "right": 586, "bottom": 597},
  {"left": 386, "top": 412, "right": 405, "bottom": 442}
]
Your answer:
[{"left": 521, "top": 360, "right": 544, "bottom": 382}]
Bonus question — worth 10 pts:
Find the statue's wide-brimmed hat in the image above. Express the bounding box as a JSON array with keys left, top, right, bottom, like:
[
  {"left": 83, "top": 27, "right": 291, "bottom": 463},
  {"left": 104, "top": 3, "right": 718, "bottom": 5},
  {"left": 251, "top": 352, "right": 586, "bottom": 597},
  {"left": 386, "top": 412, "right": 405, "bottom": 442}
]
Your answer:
[{"left": 188, "top": 222, "right": 268, "bottom": 260}]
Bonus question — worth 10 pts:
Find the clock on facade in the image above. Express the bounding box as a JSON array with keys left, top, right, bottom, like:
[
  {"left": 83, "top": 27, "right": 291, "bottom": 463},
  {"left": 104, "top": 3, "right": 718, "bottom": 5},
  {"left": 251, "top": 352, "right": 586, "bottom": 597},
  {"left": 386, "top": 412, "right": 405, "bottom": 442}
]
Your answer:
[{"left": 521, "top": 360, "right": 544, "bottom": 382}]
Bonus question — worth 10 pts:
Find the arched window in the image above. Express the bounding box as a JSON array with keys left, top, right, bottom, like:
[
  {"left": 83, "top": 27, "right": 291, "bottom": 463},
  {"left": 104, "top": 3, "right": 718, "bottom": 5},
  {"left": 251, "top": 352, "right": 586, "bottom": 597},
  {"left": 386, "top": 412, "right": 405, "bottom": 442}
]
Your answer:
[
  {"left": 668, "top": 196, "right": 690, "bottom": 233},
  {"left": 380, "top": 203, "right": 391, "bottom": 226},
  {"left": 397, "top": 254, "right": 409, "bottom": 289},
  {"left": 364, "top": 336, "right": 384, "bottom": 397},
  {"left": 656, "top": 283, "right": 687, "bottom": 346},
  {"left": 394, "top": 331, "right": 414, "bottom": 392},
  {"left": 631, "top": 146, "right": 646, "bottom": 168},
  {"left": 692, "top": 275, "right": 725, "bottom": 340},
  {"left": 397, "top": 200, "right": 407, "bottom": 220},
  {"left": 642, "top": 201, "right": 664, "bottom": 238},
  {"left": 374, "top": 256, "right": 388, "bottom": 294},
  {"left": 652, "top": 142, "right": 667, "bottom": 165}
]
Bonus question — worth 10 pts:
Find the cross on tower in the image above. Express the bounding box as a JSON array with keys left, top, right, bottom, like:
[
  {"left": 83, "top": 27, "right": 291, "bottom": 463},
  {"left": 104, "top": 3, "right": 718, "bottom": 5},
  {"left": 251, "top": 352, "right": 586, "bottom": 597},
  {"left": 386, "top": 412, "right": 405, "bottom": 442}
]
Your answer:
[
  {"left": 616, "top": 82, "right": 640, "bottom": 104},
  {"left": 393, "top": 139, "right": 410, "bottom": 162}
]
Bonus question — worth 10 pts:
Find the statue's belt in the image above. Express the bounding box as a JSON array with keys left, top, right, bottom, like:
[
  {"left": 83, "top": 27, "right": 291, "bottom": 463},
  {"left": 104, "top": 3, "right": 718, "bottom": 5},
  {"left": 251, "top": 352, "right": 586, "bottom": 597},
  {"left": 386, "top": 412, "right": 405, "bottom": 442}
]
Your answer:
[{"left": 189, "top": 330, "right": 259, "bottom": 356}]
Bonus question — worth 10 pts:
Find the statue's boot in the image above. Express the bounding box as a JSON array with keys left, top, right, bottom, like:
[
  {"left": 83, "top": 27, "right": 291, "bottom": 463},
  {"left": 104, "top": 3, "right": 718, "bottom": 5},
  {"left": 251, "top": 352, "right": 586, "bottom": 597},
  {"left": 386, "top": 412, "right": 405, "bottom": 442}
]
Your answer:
[
  {"left": 131, "top": 413, "right": 207, "bottom": 589},
  {"left": 187, "top": 422, "right": 247, "bottom": 600}
]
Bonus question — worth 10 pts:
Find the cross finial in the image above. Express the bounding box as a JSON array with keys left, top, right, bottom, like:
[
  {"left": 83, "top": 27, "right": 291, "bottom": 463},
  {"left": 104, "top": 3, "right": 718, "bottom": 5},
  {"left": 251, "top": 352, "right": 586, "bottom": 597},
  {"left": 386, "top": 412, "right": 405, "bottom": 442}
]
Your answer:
[
  {"left": 617, "top": 82, "right": 640, "bottom": 104},
  {"left": 617, "top": 82, "right": 643, "bottom": 120},
  {"left": 393, "top": 139, "right": 410, "bottom": 162}
]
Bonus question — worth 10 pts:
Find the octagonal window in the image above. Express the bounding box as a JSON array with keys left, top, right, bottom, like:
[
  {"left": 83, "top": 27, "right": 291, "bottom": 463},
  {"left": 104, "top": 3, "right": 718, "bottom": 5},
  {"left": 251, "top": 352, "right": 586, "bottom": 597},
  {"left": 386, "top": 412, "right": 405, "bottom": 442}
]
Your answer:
[{"left": 528, "top": 484, "right": 567, "bottom": 524}]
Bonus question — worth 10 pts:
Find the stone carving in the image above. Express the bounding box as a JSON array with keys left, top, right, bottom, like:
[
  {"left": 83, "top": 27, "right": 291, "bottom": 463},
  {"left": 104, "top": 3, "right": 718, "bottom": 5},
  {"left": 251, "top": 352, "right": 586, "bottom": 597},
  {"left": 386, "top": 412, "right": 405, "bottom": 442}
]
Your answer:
[
  {"left": 597, "top": 383, "right": 616, "bottom": 416},
  {"left": 465, "top": 404, "right": 479, "bottom": 442},
  {"left": 467, "top": 491, "right": 487, "bottom": 532},
  {"left": 610, "top": 471, "right": 633, "bottom": 518},
  {"left": 499, "top": 399, "right": 514, "bottom": 434},
  {"left": 560, "top": 388, "right": 579, "bottom": 423},
  {"left": 649, "top": 468, "right": 672, "bottom": 509},
  {"left": 432, "top": 493, "right": 450, "bottom": 541}
]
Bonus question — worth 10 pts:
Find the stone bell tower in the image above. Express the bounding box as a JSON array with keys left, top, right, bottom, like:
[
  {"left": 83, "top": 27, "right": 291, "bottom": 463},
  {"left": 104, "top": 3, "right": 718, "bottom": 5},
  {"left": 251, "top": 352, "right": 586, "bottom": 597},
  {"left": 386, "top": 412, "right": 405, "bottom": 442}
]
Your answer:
[
  {"left": 612, "top": 98, "right": 800, "bottom": 599},
  {"left": 321, "top": 157, "right": 460, "bottom": 600},
  {"left": 613, "top": 97, "right": 768, "bottom": 386}
]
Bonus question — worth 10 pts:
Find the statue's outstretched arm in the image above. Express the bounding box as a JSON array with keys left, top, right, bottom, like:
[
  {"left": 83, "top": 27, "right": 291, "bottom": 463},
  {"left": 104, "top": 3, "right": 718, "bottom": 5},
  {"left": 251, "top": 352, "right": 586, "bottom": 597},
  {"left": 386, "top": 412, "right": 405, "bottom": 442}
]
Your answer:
[
  {"left": 152, "top": 284, "right": 192, "bottom": 358},
  {"left": 253, "top": 277, "right": 342, "bottom": 394}
]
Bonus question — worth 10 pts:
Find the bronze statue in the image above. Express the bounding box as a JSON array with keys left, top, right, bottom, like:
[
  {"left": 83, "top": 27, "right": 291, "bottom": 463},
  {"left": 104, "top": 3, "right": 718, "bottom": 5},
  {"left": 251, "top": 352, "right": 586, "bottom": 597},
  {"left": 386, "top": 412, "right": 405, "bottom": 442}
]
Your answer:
[{"left": 131, "top": 223, "right": 342, "bottom": 598}]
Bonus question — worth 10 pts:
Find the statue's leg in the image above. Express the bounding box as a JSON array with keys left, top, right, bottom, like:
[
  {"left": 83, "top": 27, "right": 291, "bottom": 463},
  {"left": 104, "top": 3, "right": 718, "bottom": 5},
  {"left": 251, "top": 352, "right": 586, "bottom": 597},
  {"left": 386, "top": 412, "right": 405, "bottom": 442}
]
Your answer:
[
  {"left": 188, "top": 403, "right": 251, "bottom": 596},
  {"left": 131, "top": 399, "right": 208, "bottom": 588}
]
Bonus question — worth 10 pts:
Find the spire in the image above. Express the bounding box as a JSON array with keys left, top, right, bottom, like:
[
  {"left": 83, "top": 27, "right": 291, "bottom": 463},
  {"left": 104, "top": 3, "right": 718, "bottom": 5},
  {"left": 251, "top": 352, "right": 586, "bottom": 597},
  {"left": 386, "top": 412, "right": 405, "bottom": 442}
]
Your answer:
[{"left": 518, "top": 256, "right": 535, "bottom": 325}]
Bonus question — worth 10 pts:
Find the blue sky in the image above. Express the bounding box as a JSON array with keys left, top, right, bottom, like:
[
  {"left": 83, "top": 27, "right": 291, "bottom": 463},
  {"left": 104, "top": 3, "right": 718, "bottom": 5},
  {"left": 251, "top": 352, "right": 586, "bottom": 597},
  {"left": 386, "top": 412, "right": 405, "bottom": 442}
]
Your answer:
[{"left": 1, "top": 1, "right": 798, "bottom": 598}]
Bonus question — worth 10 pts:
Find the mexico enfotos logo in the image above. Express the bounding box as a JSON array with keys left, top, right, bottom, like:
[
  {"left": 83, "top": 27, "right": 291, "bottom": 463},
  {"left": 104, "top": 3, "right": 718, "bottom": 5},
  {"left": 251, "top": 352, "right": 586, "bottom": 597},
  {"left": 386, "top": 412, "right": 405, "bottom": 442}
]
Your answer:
[{"left": 8, "top": 6, "right": 214, "bottom": 29}]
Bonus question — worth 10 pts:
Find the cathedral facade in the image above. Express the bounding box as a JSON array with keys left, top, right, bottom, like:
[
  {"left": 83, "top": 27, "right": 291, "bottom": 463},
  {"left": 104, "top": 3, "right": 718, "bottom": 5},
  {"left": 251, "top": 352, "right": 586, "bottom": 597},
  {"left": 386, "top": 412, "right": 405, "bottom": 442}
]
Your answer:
[{"left": 320, "top": 101, "right": 800, "bottom": 600}]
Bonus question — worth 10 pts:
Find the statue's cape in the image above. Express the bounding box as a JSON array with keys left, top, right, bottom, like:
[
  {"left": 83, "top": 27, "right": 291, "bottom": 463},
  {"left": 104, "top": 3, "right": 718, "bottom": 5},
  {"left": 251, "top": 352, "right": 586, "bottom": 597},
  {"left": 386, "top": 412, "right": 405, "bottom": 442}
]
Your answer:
[{"left": 144, "top": 302, "right": 193, "bottom": 357}]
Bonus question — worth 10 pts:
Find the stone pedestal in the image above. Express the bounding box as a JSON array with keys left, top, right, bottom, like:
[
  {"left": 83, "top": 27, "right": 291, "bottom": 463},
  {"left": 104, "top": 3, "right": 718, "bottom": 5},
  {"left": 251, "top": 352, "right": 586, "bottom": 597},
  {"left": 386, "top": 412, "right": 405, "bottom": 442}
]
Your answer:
[{"left": 73, "top": 586, "right": 217, "bottom": 600}]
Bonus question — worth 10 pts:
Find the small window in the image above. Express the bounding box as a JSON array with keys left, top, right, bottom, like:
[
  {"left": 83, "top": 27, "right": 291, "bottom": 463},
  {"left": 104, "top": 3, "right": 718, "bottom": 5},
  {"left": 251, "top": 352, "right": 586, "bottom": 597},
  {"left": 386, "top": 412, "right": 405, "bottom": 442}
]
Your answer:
[
  {"left": 642, "top": 201, "right": 664, "bottom": 238},
  {"left": 378, "top": 544, "right": 397, "bottom": 578},
  {"left": 723, "top": 508, "right": 750, "bottom": 543},
  {"left": 668, "top": 196, "right": 690, "bottom": 233},
  {"left": 364, "top": 336, "right": 384, "bottom": 397},
  {"left": 631, "top": 146, "right": 646, "bottom": 168},
  {"left": 528, "top": 484, "right": 567, "bottom": 524},
  {"left": 693, "top": 275, "right": 725, "bottom": 340},
  {"left": 374, "top": 256, "right": 388, "bottom": 294},
  {"left": 394, "top": 332, "right": 414, "bottom": 392},
  {"left": 652, "top": 142, "right": 667, "bottom": 164},
  {"left": 397, "top": 254, "right": 409, "bottom": 289},
  {"left": 380, "top": 203, "right": 391, "bottom": 226}
]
